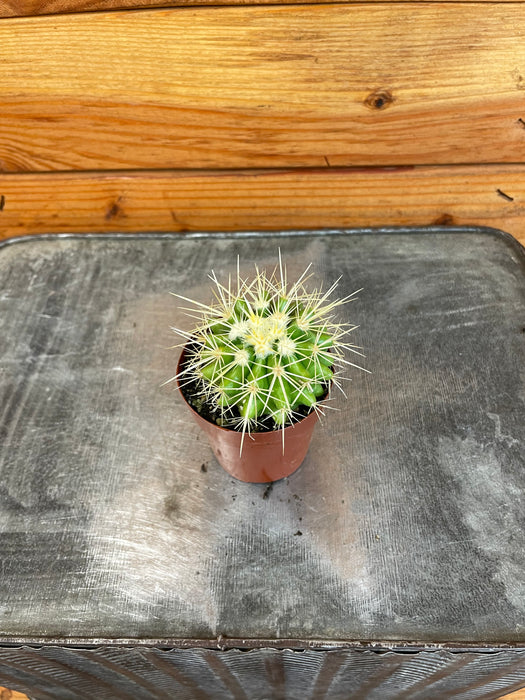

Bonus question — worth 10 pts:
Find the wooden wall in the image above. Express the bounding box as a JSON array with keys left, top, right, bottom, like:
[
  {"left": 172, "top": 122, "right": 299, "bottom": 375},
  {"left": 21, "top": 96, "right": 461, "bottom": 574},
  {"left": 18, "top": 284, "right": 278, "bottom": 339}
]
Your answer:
[{"left": 0, "top": 0, "right": 524, "bottom": 243}]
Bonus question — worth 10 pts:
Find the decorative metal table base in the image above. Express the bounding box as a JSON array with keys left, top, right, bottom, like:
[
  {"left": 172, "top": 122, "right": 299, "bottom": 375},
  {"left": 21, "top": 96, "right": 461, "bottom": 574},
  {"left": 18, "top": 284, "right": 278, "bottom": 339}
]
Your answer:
[{"left": 1, "top": 646, "right": 524, "bottom": 700}]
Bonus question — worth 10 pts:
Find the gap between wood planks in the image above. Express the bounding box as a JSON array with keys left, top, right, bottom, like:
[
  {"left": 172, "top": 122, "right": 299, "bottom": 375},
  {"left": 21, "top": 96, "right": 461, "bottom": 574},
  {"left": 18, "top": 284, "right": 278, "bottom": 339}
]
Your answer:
[{"left": 0, "top": 165, "right": 523, "bottom": 245}]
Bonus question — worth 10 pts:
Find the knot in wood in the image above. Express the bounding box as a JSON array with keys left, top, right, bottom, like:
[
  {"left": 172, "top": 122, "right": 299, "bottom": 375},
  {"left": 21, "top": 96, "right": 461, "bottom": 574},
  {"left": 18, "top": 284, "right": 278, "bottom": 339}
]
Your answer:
[{"left": 364, "top": 88, "right": 394, "bottom": 110}]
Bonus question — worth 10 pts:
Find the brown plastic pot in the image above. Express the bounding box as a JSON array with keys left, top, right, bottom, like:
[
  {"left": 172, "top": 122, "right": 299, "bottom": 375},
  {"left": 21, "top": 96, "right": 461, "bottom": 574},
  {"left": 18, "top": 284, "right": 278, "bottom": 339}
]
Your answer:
[{"left": 176, "top": 347, "right": 320, "bottom": 483}]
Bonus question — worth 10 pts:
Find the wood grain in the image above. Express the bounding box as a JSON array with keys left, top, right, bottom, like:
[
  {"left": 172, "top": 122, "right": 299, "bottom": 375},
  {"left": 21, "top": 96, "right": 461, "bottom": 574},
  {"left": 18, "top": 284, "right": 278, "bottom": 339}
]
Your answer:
[
  {"left": 500, "top": 691, "right": 525, "bottom": 700},
  {"left": 0, "top": 0, "right": 168, "bottom": 16},
  {"left": 0, "top": 0, "right": 351, "bottom": 18},
  {"left": 1, "top": 5, "right": 525, "bottom": 172},
  {"left": 0, "top": 166, "right": 524, "bottom": 244},
  {"left": 0, "top": 689, "right": 30, "bottom": 700},
  {"left": 0, "top": 0, "right": 514, "bottom": 18}
]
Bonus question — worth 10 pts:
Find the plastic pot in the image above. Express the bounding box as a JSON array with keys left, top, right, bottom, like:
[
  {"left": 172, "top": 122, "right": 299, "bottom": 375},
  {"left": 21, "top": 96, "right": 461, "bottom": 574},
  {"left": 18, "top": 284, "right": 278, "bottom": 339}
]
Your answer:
[{"left": 176, "top": 347, "right": 320, "bottom": 483}]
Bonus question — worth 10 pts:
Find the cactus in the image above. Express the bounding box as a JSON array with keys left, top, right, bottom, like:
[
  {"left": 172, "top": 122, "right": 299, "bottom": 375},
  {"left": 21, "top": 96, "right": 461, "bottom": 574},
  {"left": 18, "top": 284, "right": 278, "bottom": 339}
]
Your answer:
[{"left": 170, "top": 257, "right": 367, "bottom": 440}]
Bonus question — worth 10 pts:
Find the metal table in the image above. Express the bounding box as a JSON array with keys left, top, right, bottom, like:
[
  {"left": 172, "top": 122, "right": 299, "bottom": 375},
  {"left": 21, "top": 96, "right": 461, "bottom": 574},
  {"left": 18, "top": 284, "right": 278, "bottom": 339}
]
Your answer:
[{"left": 0, "top": 228, "right": 524, "bottom": 699}]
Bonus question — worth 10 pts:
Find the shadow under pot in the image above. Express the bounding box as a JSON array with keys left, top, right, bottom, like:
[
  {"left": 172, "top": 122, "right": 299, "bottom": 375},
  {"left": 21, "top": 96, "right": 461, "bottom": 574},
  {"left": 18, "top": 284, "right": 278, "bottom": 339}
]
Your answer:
[{"left": 176, "top": 346, "right": 321, "bottom": 483}]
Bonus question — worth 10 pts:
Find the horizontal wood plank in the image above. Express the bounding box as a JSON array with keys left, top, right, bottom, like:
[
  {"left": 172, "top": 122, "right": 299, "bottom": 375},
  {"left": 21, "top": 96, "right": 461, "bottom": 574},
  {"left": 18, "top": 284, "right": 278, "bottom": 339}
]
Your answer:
[
  {"left": 0, "top": 689, "right": 30, "bottom": 700},
  {"left": 0, "top": 166, "right": 524, "bottom": 245},
  {"left": 1, "top": 5, "right": 525, "bottom": 172},
  {"left": 0, "top": 0, "right": 514, "bottom": 19},
  {"left": 500, "top": 689, "right": 525, "bottom": 700},
  {"left": 0, "top": 0, "right": 169, "bottom": 17},
  {"left": 0, "top": 0, "right": 350, "bottom": 18}
]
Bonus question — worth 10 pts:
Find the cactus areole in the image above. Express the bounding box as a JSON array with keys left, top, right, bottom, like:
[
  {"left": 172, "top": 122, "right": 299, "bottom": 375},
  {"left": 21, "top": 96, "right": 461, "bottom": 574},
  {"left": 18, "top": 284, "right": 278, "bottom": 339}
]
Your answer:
[{"left": 169, "top": 257, "right": 367, "bottom": 481}]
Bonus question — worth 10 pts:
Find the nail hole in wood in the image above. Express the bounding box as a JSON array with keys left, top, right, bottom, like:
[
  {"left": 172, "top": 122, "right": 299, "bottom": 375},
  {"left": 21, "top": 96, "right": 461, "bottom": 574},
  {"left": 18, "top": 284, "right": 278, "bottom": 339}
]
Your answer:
[{"left": 518, "top": 118, "right": 525, "bottom": 128}]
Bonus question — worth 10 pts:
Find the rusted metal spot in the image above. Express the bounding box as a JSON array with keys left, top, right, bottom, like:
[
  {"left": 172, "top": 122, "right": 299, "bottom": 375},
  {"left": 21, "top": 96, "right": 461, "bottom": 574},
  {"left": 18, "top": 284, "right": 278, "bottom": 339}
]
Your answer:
[{"left": 364, "top": 88, "right": 395, "bottom": 110}]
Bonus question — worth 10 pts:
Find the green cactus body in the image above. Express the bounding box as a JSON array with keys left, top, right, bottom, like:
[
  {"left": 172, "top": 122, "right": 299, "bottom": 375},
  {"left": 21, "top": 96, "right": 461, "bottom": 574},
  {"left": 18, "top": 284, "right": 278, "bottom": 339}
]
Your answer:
[{"left": 172, "top": 258, "right": 368, "bottom": 437}]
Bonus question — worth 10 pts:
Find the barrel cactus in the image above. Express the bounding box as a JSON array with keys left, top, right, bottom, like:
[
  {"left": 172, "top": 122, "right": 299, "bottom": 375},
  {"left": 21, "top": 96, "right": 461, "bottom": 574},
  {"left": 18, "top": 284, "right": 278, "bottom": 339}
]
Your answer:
[{"left": 171, "top": 258, "right": 367, "bottom": 439}]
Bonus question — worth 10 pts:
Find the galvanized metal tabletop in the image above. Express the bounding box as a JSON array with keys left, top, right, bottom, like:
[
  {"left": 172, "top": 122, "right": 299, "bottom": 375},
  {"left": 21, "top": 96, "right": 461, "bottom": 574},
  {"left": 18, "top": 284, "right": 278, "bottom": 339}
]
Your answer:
[{"left": 0, "top": 228, "right": 524, "bottom": 699}]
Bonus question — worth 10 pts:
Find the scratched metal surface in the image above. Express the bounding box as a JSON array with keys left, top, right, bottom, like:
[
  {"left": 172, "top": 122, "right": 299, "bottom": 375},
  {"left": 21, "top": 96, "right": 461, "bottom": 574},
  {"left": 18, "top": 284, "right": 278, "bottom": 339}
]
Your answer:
[{"left": 0, "top": 228, "right": 524, "bottom": 650}]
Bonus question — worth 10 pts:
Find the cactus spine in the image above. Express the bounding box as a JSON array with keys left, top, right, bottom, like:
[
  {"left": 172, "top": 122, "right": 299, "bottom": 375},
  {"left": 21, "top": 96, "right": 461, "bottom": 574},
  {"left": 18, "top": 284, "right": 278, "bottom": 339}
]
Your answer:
[{"left": 171, "top": 258, "right": 367, "bottom": 438}]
